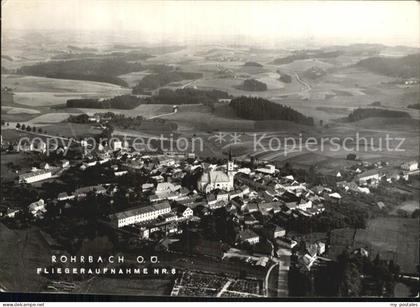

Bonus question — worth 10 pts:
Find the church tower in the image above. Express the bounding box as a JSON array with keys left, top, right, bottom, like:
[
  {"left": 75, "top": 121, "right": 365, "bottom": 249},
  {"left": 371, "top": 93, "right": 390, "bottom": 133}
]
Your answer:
[
  {"left": 227, "top": 147, "right": 236, "bottom": 190},
  {"left": 227, "top": 147, "right": 234, "bottom": 172}
]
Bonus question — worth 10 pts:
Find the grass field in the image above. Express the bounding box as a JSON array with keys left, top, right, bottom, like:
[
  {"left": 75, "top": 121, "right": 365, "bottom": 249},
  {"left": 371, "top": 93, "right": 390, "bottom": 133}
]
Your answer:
[
  {"left": 1, "top": 74, "right": 131, "bottom": 107},
  {"left": 329, "top": 217, "right": 419, "bottom": 274}
]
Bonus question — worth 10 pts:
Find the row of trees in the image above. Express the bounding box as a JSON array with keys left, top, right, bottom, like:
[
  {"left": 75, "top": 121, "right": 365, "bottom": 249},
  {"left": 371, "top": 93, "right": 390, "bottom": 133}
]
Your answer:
[
  {"left": 230, "top": 96, "right": 314, "bottom": 125},
  {"left": 15, "top": 123, "right": 44, "bottom": 134},
  {"left": 66, "top": 95, "right": 145, "bottom": 109}
]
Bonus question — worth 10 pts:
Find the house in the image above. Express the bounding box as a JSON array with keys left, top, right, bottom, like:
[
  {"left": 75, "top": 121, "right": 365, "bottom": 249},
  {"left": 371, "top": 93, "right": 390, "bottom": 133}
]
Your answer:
[
  {"left": 237, "top": 229, "right": 260, "bottom": 245},
  {"left": 401, "top": 161, "right": 418, "bottom": 172},
  {"left": 19, "top": 169, "right": 52, "bottom": 184},
  {"left": 142, "top": 183, "right": 154, "bottom": 192},
  {"left": 111, "top": 140, "right": 122, "bottom": 151},
  {"left": 176, "top": 205, "right": 193, "bottom": 219},
  {"left": 355, "top": 170, "right": 381, "bottom": 186},
  {"left": 4, "top": 207, "right": 20, "bottom": 218},
  {"left": 75, "top": 185, "right": 106, "bottom": 198},
  {"left": 114, "top": 170, "right": 128, "bottom": 176},
  {"left": 244, "top": 214, "right": 259, "bottom": 226},
  {"left": 28, "top": 199, "right": 47, "bottom": 218},
  {"left": 297, "top": 200, "right": 312, "bottom": 211},
  {"left": 247, "top": 202, "right": 259, "bottom": 213},
  {"left": 258, "top": 202, "right": 282, "bottom": 214},
  {"left": 328, "top": 192, "right": 342, "bottom": 203},
  {"left": 263, "top": 224, "right": 286, "bottom": 239},
  {"left": 156, "top": 182, "right": 180, "bottom": 194}
]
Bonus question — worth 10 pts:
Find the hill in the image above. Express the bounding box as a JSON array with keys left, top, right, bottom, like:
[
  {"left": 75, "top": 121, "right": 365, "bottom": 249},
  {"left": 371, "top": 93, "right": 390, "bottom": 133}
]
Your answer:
[
  {"left": 230, "top": 96, "right": 314, "bottom": 125},
  {"left": 355, "top": 54, "right": 420, "bottom": 78}
]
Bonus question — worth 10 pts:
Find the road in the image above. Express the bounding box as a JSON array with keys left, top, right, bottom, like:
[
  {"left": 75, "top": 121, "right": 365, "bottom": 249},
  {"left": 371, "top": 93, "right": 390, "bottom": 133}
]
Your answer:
[{"left": 148, "top": 108, "right": 178, "bottom": 120}]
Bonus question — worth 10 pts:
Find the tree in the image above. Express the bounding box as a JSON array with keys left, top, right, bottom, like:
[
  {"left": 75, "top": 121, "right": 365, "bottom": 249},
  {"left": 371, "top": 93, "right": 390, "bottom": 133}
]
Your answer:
[
  {"left": 26, "top": 126, "right": 32, "bottom": 132},
  {"left": 16, "top": 123, "right": 21, "bottom": 129},
  {"left": 21, "top": 124, "right": 26, "bottom": 130},
  {"left": 32, "top": 126, "right": 36, "bottom": 132}
]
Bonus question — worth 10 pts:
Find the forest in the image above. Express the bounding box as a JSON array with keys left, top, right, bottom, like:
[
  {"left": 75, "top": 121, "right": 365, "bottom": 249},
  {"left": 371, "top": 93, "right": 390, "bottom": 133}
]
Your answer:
[
  {"left": 240, "top": 79, "right": 267, "bottom": 91},
  {"left": 230, "top": 96, "right": 314, "bottom": 125},
  {"left": 132, "top": 70, "right": 202, "bottom": 94},
  {"left": 66, "top": 95, "right": 144, "bottom": 109},
  {"left": 347, "top": 108, "right": 410, "bottom": 122},
  {"left": 18, "top": 58, "right": 144, "bottom": 86}
]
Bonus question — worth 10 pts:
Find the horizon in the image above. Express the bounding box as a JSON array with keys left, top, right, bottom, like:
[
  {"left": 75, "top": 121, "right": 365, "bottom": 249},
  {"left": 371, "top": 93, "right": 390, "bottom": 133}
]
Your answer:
[{"left": 2, "top": 0, "right": 419, "bottom": 48}]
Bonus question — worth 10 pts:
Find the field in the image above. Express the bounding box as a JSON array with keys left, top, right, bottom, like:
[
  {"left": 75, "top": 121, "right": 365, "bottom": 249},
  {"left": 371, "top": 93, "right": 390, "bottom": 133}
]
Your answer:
[
  {"left": 1, "top": 74, "right": 131, "bottom": 107},
  {"left": 0, "top": 224, "right": 51, "bottom": 292},
  {"left": 329, "top": 217, "right": 419, "bottom": 274}
]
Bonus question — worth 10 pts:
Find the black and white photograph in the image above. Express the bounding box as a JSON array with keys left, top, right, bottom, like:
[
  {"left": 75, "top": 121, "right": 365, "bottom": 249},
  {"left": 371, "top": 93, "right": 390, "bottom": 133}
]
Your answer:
[{"left": 0, "top": 0, "right": 419, "bottom": 304}]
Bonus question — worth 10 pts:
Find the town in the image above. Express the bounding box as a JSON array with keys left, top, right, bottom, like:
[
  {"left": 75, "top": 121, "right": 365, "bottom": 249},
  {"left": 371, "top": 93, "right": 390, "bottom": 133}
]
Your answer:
[{"left": 1, "top": 126, "right": 419, "bottom": 297}]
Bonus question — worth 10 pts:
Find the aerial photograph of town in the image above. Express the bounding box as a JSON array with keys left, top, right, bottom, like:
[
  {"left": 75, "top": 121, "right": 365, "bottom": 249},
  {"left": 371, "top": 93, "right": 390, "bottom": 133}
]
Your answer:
[{"left": 0, "top": 0, "right": 419, "bottom": 302}]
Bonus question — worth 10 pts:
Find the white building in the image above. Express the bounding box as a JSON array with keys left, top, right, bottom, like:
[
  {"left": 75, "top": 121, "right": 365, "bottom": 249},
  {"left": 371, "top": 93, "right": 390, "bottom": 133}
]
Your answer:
[
  {"left": 28, "top": 199, "right": 47, "bottom": 218},
  {"left": 238, "top": 229, "right": 260, "bottom": 245},
  {"left": 156, "top": 182, "right": 181, "bottom": 195},
  {"left": 401, "top": 161, "right": 418, "bottom": 172},
  {"left": 111, "top": 140, "right": 122, "bottom": 151},
  {"left": 110, "top": 202, "right": 171, "bottom": 228},
  {"left": 19, "top": 170, "right": 52, "bottom": 184},
  {"left": 255, "top": 164, "right": 276, "bottom": 175}
]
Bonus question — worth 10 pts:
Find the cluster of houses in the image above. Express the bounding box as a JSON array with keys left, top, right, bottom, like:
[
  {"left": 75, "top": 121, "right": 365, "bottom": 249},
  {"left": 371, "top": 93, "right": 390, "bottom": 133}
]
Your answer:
[{"left": 334, "top": 159, "right": 419, "bottom": 194}]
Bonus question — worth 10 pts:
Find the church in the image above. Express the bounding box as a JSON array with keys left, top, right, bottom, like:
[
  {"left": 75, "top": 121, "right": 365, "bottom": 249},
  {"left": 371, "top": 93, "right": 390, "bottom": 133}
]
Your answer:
[{"left": 197, "top": 155, "right": 236, "bottom": 194}]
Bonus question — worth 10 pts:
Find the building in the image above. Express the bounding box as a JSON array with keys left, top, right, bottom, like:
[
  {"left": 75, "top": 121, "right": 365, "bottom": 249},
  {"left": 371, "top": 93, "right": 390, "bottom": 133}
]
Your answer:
[
  {"left": 19, "top": 169, "right": 52, "bottom": 184},
  {"left": 28, "top": 199, "right": 47, "bottom": 218},
  {"left": 155, "top": 182, "right": 180, "bottom": 195},
  {"left": 264, "top": 225, "right": 286, "bottom": 239},
  {"left": 238, "top": 229, "right": 260, "bottom": 245},
  {"left": 57, "top": 192, "right": 75, "bottom": 201},
  {"left": 355, "top": 170, "right": 381, "bottom": 186},
  {"left": 255, "top": 164, "right": 276, "bottom": 175},
  {"left": 110, "top": 202, "right": 171, "bottom": 228},
  {"left": 197, "top": 157, "right": 236, "bottom": 193},
  {"left": 176, "top": 205, "right": 193, "bottom": 219},
  {"left": 111, "top": 140, "right": 122, "bottom": 151},
  {"left": 401, "top": 161, "right": 418, "bottom": 172}
]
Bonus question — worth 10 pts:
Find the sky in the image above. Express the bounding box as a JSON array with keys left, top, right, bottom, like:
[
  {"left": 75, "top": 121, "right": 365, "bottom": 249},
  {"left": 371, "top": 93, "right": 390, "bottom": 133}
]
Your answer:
[{"left": 2, "top": 0, "right": 419, "bottom": 47}]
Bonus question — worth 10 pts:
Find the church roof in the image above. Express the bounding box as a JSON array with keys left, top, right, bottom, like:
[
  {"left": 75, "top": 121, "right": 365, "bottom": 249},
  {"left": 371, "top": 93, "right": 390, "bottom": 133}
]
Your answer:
[{"left": 198, "top": 170, "right": 230, "bottom": 184}]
